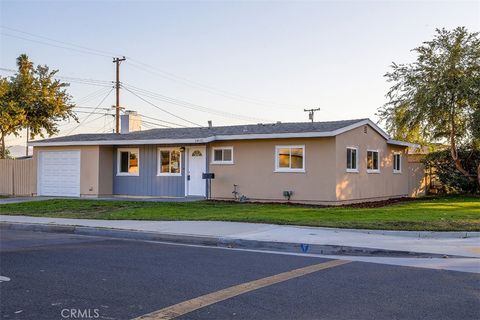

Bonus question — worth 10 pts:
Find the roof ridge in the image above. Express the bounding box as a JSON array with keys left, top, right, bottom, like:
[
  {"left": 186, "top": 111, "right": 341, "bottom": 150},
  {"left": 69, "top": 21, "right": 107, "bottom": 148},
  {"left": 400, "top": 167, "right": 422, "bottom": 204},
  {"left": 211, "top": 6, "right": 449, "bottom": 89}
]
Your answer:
[{"left": 140, "top": 117, "right": 369, "bottom": 132}]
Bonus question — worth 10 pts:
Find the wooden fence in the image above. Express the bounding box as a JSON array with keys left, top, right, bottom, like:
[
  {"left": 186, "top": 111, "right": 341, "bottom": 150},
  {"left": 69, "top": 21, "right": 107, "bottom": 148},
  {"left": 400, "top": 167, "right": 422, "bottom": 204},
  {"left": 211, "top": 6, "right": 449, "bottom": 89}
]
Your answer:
[
  {"left": 407, "top": 154, "right": 429, "bottom": 197},
  {"left": 0, "top": 158, "right": 35, "bottom": 196}
]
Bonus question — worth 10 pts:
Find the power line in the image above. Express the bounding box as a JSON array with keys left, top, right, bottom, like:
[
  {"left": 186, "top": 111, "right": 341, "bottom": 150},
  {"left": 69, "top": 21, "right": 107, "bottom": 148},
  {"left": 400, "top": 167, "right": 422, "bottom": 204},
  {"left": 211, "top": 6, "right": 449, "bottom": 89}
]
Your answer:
[
  {"left": 57, "top": 112, "right": 112, "bottom": 133},
  {"left": 0, "top": 30, "right": 115, "bottom": 58},
  {"left": 126, "top": 59, "right": 297, "bottom": 110},
  {"left": 0, "top": 26, "right": 122, "bottom": 58},
  {"left": 74, "top": 110, "right": 113, "bottom": 116},
  {"left": 97, "top": 117, "right": 115, "bottom": 133},
  {"left": 104, "top": 117, "right": 115, "bottom": 133},
  {"left": 0, "top": 67, "right": 113, "bottom": 88},
  {"left": 58, "top": 78, "right": 112, "bottom": 88},
  {"left": 75, "top": 88, "right": 113, "bottom": 105},
  {"left": 3, "top": 62, "right": 200, "bottom": 127},
  {"left": 123, "top": 83, "right": 271, "bottom": 123},
  {"left": 1, "top": 26, "right": 292, "bottom": 129},
  {"left": 75, "top": 88, "right": 109, "bottom": 104},
  {"left": 81, "top": 113, "right": 113, "bottom": 129},
  {"left": 74, "top": 106, "right": 112, "bottom": 111},
  {"left": 75, "top": 109, "right": 192, "bottom": 128},
  {"left": 94, "top": 116, "right": 115, "bottom": 133},
  {"left": 0, "top": 67, "right": 16, "bottom": 74},
  {"left": 2, "top": 64, "right": 187, "bottom": 131},
  {"left": 136, "top": 113, "right": 189, "bottom": 128},
  {"left": 141, "top": 120, "right": 172, "bottom": 129},
  {"left": 141, "top": 123, "right": 156, "bottom": 130},
  {"left": 66, "top": 88, "right": 113, "bottom": 135},
  {"left": 101, "top": 111, "right": 108, "bottom": 133},
  {"left": 123, "top": 86, "right": 202, "bottom": 127},
  {"left": 58, "top": 111, "right": 114, "bottom": 132},
  {"left": 1, "top": 32, "right": 113, "bottom": 58},
  {"left": 57, "top": 75, "right": 112, "bottom": 86},
  {"left": 1, "top": 25, "right": 295, "bottom": 111},
  {"left": 1, "top": 66, "right": 115, "bottom": 134}
]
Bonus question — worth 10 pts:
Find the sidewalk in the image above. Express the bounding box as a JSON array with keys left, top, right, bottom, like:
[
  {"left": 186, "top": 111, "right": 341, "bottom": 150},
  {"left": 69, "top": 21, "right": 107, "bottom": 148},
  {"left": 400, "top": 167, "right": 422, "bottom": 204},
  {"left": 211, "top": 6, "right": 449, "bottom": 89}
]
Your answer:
[{"left": 1, "top": 215, "right": 479, "bottom": 258}]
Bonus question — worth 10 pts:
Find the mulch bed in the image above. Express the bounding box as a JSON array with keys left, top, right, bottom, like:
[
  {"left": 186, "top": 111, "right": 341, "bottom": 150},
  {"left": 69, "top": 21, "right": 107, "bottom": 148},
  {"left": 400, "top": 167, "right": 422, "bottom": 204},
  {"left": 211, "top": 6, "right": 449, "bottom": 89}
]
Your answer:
[{"left": 207, "top": 196, "right": 430, "bottom": 209}]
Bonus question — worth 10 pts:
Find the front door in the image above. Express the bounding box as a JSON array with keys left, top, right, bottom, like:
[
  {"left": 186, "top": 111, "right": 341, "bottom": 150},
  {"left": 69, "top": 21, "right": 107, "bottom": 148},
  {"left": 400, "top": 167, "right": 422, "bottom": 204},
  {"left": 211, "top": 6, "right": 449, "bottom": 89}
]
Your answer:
[{"left": 187, "top": 147, "right": 206, "bottom": 196}]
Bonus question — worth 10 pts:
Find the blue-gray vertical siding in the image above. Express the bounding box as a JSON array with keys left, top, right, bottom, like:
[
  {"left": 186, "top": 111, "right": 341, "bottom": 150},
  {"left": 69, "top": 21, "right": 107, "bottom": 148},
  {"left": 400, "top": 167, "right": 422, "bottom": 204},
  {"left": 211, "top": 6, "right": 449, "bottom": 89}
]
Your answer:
[{"left": 113, "top": 145, "right": 185, "bottom": 197}]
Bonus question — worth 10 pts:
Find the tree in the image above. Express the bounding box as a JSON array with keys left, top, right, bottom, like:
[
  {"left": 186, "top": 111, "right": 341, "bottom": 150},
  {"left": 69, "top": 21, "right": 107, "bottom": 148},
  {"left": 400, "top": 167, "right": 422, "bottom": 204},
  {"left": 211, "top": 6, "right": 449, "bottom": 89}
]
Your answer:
[
  {"left": 0, "top": 54, "right": 77, "bottom": 158},
  {"left": 378, "top": 27, "right": 480, "bottom": 187},
  {"left": 424, "top": 149, "right": 480, "bottom": 194},
  {"left": 0, "top": 77, "right": 25, "bottom": 159}
]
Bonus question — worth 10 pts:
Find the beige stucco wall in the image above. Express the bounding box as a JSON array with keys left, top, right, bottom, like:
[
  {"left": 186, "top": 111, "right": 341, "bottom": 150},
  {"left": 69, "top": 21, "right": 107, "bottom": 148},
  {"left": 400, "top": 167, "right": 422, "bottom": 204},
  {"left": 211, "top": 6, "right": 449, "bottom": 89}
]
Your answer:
[
  {"left": 334, "top": 125, "right": 409, "bottom": 202},
  {"left": 30, "top": 125, "right": 421, "bottom": 203},
  {"left": 98, "top": 146, "right": 113, "bottom": 195},
  {"left": 33, "top": 145, "right": 113, "bottom": 197},
  {"left": 208, "top": 138, "right": 337, "bottom": 203}
]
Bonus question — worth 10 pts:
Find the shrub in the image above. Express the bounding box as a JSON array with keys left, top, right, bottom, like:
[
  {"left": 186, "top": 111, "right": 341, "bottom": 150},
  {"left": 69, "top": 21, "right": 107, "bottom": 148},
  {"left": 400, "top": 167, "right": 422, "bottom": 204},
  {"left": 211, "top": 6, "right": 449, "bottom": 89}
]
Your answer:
[{"left": 424, "top": 149, "right": 479, "bottom": 194}]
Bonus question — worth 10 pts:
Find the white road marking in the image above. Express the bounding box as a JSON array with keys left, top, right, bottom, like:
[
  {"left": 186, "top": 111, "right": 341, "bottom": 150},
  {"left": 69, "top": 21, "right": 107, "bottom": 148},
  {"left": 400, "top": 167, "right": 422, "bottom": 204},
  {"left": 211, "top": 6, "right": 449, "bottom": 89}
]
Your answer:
[{"left": 0, "top": 276, "right": 11, "bottom": 282}]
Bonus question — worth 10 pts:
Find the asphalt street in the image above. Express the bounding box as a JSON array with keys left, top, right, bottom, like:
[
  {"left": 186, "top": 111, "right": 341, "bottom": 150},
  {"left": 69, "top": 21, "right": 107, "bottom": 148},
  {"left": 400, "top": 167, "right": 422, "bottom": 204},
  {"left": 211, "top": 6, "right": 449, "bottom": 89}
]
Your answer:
[{"left": 1, "top": 229, "right": 479, "bottom": 320}]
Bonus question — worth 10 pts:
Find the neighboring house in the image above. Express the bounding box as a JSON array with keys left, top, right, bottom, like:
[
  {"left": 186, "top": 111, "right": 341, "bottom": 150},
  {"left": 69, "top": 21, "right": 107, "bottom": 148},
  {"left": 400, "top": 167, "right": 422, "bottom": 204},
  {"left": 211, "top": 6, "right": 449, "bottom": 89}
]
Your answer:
[{"left": 29, "top": 117, "right": 423, "bottom": 204}]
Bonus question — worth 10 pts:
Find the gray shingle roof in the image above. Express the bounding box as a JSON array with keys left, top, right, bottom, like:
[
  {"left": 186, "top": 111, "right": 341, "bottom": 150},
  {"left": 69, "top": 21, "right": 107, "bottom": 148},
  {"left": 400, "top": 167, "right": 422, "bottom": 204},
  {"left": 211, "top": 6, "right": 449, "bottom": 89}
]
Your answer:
[{"left": 31, "top": 118, "right": 375, "bottom": 145}]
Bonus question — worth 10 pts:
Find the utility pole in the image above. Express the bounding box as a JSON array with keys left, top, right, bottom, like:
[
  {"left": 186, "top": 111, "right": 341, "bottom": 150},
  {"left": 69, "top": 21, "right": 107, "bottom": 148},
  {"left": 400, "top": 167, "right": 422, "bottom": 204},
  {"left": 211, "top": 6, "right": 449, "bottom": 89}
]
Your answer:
[
  {"left": 113, "top": 56, "right": 126, "bottom": 133},
  {"left": 304, "top": 108, "right": 320, "bottom": 122}
]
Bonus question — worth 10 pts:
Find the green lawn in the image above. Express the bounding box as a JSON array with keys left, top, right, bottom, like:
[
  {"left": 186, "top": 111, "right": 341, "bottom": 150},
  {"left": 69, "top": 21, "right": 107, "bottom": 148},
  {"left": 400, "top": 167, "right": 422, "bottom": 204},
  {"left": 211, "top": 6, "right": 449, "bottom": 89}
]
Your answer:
[{"left": 0, "top": 196, "right": 479, "bottom": 231}]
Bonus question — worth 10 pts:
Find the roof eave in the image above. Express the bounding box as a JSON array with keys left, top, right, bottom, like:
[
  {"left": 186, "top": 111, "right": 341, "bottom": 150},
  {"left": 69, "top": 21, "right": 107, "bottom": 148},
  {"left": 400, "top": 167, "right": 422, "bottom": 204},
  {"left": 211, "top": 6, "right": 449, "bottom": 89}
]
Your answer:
[
  {"left": 387, "top": 139, "right": 420, "bottom": 148},
  {"left": 29, "top": 131, "right": 338, "bottom": 147}
]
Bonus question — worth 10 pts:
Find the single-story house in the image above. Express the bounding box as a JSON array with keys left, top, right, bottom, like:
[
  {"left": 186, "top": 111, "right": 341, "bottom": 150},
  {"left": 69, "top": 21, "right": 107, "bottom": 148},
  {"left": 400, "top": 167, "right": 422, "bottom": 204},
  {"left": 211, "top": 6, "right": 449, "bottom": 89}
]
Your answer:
[{"left": 29, "top": 117, "right": 423, "bottom": 204}]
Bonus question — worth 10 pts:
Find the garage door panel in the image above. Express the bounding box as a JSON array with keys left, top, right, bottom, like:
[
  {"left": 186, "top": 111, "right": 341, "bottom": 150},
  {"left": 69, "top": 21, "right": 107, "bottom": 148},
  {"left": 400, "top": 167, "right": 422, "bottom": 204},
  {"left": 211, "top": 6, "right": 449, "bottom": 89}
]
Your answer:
[{"left": 38, "top": 151, "right": 81, "bottom": 197}]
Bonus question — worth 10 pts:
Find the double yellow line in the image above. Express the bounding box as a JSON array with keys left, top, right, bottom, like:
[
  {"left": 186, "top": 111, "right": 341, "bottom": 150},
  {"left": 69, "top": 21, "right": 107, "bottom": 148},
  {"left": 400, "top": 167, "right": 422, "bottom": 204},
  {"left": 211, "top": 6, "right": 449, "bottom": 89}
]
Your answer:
[{"left": 134, "top": 259, "right": 351, "bottom": 320}]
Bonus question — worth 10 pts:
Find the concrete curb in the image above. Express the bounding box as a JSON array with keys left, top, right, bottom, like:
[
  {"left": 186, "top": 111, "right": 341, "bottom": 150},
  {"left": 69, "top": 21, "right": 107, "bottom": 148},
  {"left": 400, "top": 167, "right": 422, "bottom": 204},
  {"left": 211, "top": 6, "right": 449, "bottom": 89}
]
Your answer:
[
  {"left": 0, "top": 222, "right": 469, "bottom": 258},
  {"left": 294, "top": 225, "right": 480, "bottom": 239}
]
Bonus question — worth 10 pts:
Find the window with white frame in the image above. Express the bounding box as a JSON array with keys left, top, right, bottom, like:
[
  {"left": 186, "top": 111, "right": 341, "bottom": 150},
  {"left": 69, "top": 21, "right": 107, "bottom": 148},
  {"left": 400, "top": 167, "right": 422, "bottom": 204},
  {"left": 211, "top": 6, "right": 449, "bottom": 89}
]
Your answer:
[
  {"left": 211, "top": 147, "right": 233, "bottom": 164},
  {"left": 393, "top": 153, "right": 402, "bottom": 173},
  {"left": 275, "top": 145, "right": 305, "bottom": 172},
  {"left": 158, "top": 148, "right": 181, "bottom": 176},
  {"left": 346, "top": 147, "right": 358, "bottom": 172},
  {"left": 117, "top": 148, "right": 139, "bottom": 176},
  {"left": 367, "top": 150, "right": 380, "bottom": 172}
]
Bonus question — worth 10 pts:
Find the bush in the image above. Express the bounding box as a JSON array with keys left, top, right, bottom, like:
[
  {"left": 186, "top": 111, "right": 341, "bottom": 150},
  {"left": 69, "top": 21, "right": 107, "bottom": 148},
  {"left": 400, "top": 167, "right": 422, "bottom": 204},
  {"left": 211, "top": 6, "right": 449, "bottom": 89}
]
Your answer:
[{"left": 424, "top": 149, "right": 479, "bottom": 194}]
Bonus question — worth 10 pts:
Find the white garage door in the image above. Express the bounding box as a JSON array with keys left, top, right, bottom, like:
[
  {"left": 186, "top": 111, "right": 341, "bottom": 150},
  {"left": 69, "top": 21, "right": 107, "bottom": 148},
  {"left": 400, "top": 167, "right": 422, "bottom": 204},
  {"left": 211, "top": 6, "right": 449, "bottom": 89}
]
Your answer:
[{"left": 38, "top": 151, "right": 81, "bottom": 197}]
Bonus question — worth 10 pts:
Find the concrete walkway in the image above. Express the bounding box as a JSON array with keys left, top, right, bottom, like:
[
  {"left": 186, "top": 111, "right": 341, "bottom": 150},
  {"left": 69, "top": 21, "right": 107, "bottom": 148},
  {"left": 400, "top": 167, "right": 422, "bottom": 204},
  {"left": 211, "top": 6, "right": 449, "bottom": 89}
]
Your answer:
[
  {"left": 1, "top": 215, "right": 479, "bottom": 258},
  {"left": 0, "top": 196, "right": 204, "bottom": 204},
  {"left": 0, "top": 197, "right": 54, "bottom": 204}
]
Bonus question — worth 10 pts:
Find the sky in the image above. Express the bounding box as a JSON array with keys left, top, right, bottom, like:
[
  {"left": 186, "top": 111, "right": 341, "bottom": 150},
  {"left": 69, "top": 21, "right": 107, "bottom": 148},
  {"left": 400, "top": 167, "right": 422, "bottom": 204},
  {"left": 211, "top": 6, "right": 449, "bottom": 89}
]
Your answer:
[{"left": 0, "top": 0, "right": 479, "bottom": 152}]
